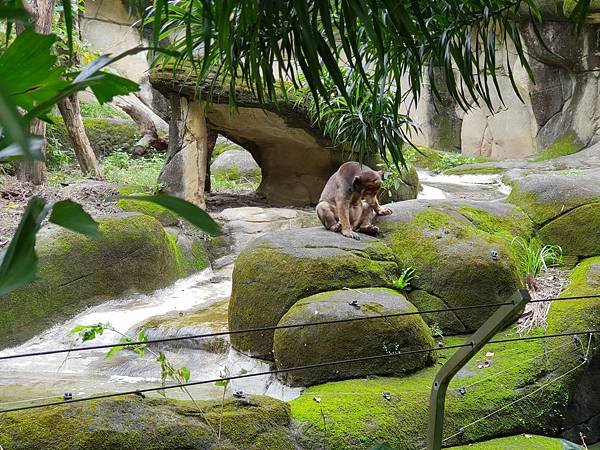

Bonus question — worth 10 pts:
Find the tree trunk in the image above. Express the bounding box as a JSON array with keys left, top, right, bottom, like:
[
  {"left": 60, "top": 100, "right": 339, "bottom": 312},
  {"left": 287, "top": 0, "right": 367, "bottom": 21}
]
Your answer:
[
  {"left": 113, "top": 94, "right": 168, "bottom": 155},
  {"left": 204, "top": 127, "right": 218, "bottom": 193},
  {"left": 15, "top": 0, "right": 56, "bottom": 185},
  {"left": 58, "top": 95, "right": 103, "bottom": 178}
]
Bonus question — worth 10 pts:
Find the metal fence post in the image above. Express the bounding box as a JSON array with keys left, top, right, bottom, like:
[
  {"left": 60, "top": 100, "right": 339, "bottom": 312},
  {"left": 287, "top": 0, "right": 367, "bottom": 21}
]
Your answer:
[{"left": 427, "top": 288, "right": 531, "bottom": 450}]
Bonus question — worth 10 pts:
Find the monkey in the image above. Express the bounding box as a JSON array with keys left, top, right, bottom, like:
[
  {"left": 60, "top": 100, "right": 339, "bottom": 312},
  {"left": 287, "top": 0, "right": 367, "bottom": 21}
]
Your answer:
[{"left": 316, "top": 161, "right": 392, "bottom": 240}]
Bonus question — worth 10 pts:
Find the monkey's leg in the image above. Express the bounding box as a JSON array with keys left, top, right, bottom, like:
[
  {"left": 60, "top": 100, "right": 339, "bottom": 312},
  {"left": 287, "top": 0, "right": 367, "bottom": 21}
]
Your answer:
[
  {"left": 336, "top": 198, "right": 360, "bottom": 240},
  {"left": 316, "top": 201, "right": 341, "bottom": 232},
  {"left": 355, "top": 201, "right": 379, "bottom": 236}
]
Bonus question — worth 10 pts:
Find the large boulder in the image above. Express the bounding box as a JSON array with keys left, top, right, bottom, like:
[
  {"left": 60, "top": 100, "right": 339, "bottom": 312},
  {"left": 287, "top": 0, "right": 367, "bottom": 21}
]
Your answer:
[
  {"left": 228, "top": 228, "right": 399, "bottom": 359},
  {"left": 211, "top": 149, "right": 261, "bottom": 179},
  {"left": 273, "top": 288, "right": 435, "bottom": 386},
  {"left": 150, "top": 69, "right": 379, "bottom": 206},
  {"left": 0, "top": 214, "right": 207, "bottom": 349},
  {"left": 548, "top": 256, "right": 600, "bottom": 443},
  {"left": 506, "top": 169, "right": 600, "bottom": 257},
  {"left": 290, "top": 289, "right": 600, "bottom": 449},
  {"left": 0, "top": 395, "right": 295, "bottom": 450},
  {"left": 376, "top": 200, "right": 525, "bottom": 332}
]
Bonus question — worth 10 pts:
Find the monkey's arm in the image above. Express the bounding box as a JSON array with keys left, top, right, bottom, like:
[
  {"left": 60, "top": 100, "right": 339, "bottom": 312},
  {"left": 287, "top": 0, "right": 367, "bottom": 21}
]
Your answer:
[
  {"left": 335, "top": 195, "right": 360, "bottom": 240},
  {"left": 367, "top": 195, "right": 392, "bottom": 216}
]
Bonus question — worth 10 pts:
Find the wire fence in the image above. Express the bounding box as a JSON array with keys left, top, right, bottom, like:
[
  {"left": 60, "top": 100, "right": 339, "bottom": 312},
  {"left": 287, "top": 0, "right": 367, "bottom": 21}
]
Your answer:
[{"left": 0, "top": 291, "right": 598, "bottom": 449}]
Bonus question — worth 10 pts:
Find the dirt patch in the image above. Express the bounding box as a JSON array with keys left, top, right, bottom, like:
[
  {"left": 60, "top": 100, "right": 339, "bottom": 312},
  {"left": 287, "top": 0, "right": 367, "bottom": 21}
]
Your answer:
[{"left": 0, "top": 176, "right": 313, "bottom": 248}]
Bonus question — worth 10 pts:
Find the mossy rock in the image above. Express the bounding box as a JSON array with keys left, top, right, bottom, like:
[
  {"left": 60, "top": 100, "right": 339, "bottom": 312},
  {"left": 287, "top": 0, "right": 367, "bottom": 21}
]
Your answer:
[
  {"left": 379, "top": 165, "right": 420, "bottom": 203},
  {"left": 376, "top": 200, "right": 523, "bottom": 332},
  {"left": 546, "top": 256, "right": 600, "bottom": 443},
  {"left": 0, "top": 215, "right": 198, "bottom": 349},
  {"left": 132, "top": 299, "right": 230, "bottom": 353},
  {"left": 449, "top": 435, "right": 576, "bottom": 449},
  {"left": 117, "top": 197, "right": 179, "bottom": 226},
  {"left": 290, "top": 317, "right": 599, "bottom": 449},
  {"left": 444, "top": 165, "right": 505, "bottom": 176},
  {"left": 407, "top": 289, "right": 467, "bottom": 334},
  {"left": 273, "top": 288, "right": 435, "bottom": 386},
  {"left": 538, "top": 202, "right": 600, "bottom": 257},
  {"left": 164, "top": 227, "right": 210, "bottom": 274},
  {"left": 288, "top": 257, "right": 600, "bottom": 449},
  {"left": 0, "top": 395, "right": 294, "bottom": 450},
  {"left": 48, "top": 115, "right": 140, "bottom": 156},
  {"left": 531, "top": 131, "right": 582, "bottom": 162},
  {"left": 505, "top": 169, "right": 600, "bottom": 225},
  {"left": 228, "top": 227, "right": 399, "bottom": 359}
]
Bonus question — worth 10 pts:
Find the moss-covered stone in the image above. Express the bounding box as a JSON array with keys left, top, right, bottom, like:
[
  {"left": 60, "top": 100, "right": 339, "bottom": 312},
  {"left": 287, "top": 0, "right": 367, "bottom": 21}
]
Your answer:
[
  {"left": 379, "top": 165, "right": 420, "bottom": 203},
  {"left": 288, "top": 255, "right": 600, "bottom": 449},
  {"left": 48, "top": 115, "right": 140, "bottom": 156},
  {"left": 505, "top": 170, "right": 600, "bottom": 225},
  {"left": 273, "top": 288, "right": 435, "bottom": 386},
  {"left": 376, "top": 201, "right": 522, "bottom": 332},
  {"left": 539, "top": 202, "right": 600, "bottom": 257},
  {"left": 0, "top": 215, "right": 192, "bottom": 348},
  {"left": 532, "top": 131, "right": 582, "bottom": 162},
  {"left": 117, "top": 197, "right": 179, "bottom": 226},
  {"left": 458, "top": 204, "right": 534, "bottom": 238},
  {"left": 407, "top": 289, "right": 467, "bottom": 334},
  {"left": 133, "top": 299, "right": 229, "bottom": 353},
  {"left": 228, "top": 228, "right": 399, "bottom": 359},
  {"left": 0, "top": 395, "right": 294, "bottom": 450},
  {"left": 290, "top": 322, "right": 596, "bottom": 449},
  {"left": 545, "top": 257, "right": 600, "bottom": 443},
  {"left": 444, "top": 166, "right": 505, "bottom": 175},
  {"left": 449, "top": 435, "right": 571, "bottom": 449}
]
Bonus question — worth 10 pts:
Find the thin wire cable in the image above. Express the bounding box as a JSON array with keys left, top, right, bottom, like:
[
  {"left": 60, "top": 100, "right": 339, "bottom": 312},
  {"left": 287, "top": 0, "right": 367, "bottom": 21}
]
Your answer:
[
  {"left": 461, "top": 340, "right": 573, "bottom": 391},
  {"left": 441, "top": 334, "right": 593, "bottom": 444},
  {"left": 0, "top": 343, "right": 468, "bottom": 414},
  {"left": 530, "top": 294, "right": 600, "bottom": 303},
  {"left": 1, "top": 330, "right": 598, "bottom": 414},
  {"left": 0, "top": 301, "right": 518, "bottom": 361},
  {"left": 2, "top": 291, "right": 599, "bottom": 362}
]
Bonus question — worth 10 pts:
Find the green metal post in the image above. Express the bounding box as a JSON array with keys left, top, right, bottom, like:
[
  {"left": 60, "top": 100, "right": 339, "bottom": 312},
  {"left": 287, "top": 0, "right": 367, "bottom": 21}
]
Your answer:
[{"left": 427, "top": 289, "right": 531, "bottom": 450}]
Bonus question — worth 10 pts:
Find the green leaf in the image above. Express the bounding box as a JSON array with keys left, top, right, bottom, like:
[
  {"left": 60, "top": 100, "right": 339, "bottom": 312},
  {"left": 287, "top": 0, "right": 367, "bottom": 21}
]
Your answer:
[
  {"left": 214, "top": 380, "right": 228, "bottom": 387},
  {"left": 0, "top": 197, "right": 49, "bottom": 296},
  {"left": 178, "top": 367, "right": 191, "bottom": 382},
  {"left": 0, "top": 138, "right": 45, "bottom": 162},
  {"left": 0, "top": 82, "right": 31, "bottom": 158},
  {"left": 61, "top": 0, "right": 73, "bottom": 56},
  {"left": 87, "top": 72, "right": 139, "bottom": 104},
  {"left": 122, "top": 194, "right": 220, "bottom": 236},
  {"left": 49, "top": 199, "right": 102, "bottom": 239}
]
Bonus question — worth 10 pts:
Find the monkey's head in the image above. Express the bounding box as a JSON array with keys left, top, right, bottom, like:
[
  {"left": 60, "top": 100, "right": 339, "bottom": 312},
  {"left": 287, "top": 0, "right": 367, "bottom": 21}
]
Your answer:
[{"left": 353, "top": 170, "right": 383, "bottom": 198}]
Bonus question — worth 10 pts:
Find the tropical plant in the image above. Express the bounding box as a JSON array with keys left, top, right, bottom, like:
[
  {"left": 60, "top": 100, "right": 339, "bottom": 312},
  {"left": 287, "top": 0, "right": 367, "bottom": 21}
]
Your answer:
[
  {"left": 510, "top": 236, "right": 563, "bottom": 290},
  {"left": 149, "top": 0, "right": 591, "bottom": 168},
  {"left": 392, "top": 267, "right": 417, "bottom": 292}
]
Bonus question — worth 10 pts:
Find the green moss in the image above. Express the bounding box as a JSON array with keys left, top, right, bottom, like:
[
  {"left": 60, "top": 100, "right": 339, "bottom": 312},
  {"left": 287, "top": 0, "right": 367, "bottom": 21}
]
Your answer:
[
  {"left": 191, "top": 239, "right": 210, "bottom": 271},
  {"left": 449, "top": 435, "right": 567, "bottom": 449},
  {"left": 458, "top": 205, "right": 533, "bottom": 238},
  {"left": 538, "top": 202, "right": 600, "bottom": 257},
  {"left": 117, "top": 198, "right": 179, "bottom": 226},
  {"left": 379, "top": 208, "right": 522, "bottom": 331},
  {"left": 408, "top": 289, "right": 466, "bottom": 334},
  {"left": 0, "top": 216, "right": 186, "bottom": 348},
  {"left": 273, "top": 288, "right": 435, "bottom": 386},
  {"left": 48, "top": 115, "right": 139, "bottom": 156},
  {"left": 291, "top": 311, "right": 593, "bottom": 450},
  {"left": 0, "top": 395, "right": 292, "bottom": 450},
  {"left": 563, "top": 0, "right": 600, "bottom": 15},
  {"left": 444, "top": 166, "right": 504, "bottom": 175},
  {"left": 532, "top": 131, "right": 582, "bottom": 162},
  {"left": 229, "top": 239, "right": 399, "bottom": 359},
  {"left": 506, "top": 183, "right": 563, "bottom": 225},
  {"left": 405, "top": 147, "right": 443, "bottom": 170}
]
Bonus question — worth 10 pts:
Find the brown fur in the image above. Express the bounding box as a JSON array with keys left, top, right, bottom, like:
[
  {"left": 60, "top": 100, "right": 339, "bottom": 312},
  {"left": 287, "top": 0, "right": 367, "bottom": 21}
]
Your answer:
[{"left": 316, "top": 161, "right": 392, "bottom": 240}]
